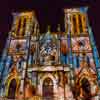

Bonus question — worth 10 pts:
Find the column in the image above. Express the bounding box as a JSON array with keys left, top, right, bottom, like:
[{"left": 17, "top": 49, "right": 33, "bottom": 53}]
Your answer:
[
  {"left": 19, "top": 17, "right": 25, "bottom": 36},
  {"left": 70, "top": 14, "right": 74, "bottom": 35},
  {"left": 67, "top": 13, "right": 73, "bottom": 65},
  {"left": 65, "top": 13, "right": 68, "bottom": 33},
  {"left": 30, "top": 16, "right": 35, "bottom": 36},
  {"left": 81, "top": 14, "right": 87, "bottom": 34},
  {"left": 15, "top": 16, "right": 20, "bottom": 36},
  {"left": 57, "top": 24, "right": 61, "bottom": 64},
  {"left": 67, "top": 13, "right": 71, "bottom": 34},
  {"left": 25, "top": 17, "right": 31, "bottom": 36},
  {"left": 19, "top": 62, "right": 26, "bottom": 94},
  {"left": 76, "top": 14, "right": 80, "bottom": 35}
]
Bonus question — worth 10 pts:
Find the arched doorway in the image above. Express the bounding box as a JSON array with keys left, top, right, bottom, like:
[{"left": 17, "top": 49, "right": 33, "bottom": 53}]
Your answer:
[
  {"left": 43, "top": 78, "right": 54, "bottom": 100},
  {"left": 7, "top": 79, "right": 17, "bottom": 99},
  {"left": 80, "top": 78, "right": 91, "bottom": 99}
]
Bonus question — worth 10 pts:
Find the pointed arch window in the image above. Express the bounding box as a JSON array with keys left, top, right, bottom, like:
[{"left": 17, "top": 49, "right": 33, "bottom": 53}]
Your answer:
[
  {"left": 22, "top": 18, "right": 26, "bottom": 36},
  {"left": 72, "top": 15, "right": 77, "bottom": 34},
  {"left": 17, "top": 18, "right": 21, "bottom": 36},
  {"left": 78, "top": 14, "right": 83, "bottom": 33}
]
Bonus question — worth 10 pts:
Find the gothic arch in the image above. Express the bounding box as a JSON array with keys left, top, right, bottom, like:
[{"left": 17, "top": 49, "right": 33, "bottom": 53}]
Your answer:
[
  {"left": 79, "top": 75, "right": 91, "bottom": 86},
  {"left": 77, "top": 74, "right": 98, "bottom": 97},
  {"left": 7, "top": 79, "right": 17, "bottom": 99},
  {"left": 5, "top": 67, "right": 20, "bottom": 98},
  {"left": 6, "top": 77, "right": 19, "bottom": 98},
  {"left": 38, "top": 73, "right": 58, "bottom": 97}
]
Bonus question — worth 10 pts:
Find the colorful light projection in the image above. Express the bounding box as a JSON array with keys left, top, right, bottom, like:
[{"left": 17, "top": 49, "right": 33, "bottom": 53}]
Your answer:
[
  {"left": 0, "top": 7, "right": 99, "bottom": 100},
  {"left": 9, "top": 39, "right": 27, "bottom": 53},
  {"left": 39, "top": 31, "right": 59, "bottom": 65},
  {"left": 71, "top": 37, "right": 92, "bottom": 52}
]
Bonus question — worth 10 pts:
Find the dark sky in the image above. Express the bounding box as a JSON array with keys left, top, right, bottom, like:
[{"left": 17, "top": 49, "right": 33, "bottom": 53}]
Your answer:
[{"left": 0, "top": 0, "right": 100, "bottom": 55}]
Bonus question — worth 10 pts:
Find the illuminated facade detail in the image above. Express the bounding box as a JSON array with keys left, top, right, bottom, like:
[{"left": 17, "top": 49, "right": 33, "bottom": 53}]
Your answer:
[
  {"left": 64, "top": 7, "right": 100, "bottom": 99},
  {"left": 0, "top": 7, "right": 99, "bottom": 100}
]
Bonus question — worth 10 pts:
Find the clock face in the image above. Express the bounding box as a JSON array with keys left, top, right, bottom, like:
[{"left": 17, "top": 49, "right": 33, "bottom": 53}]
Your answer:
[{"left": 71, "top": 37, "right": 92, "bottom": 52}]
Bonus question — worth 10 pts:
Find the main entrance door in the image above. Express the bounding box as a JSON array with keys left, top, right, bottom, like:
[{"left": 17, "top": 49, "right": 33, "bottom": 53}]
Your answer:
[
  {"left": 7, "top": 79, "right": 17, "bottom": 99},
  {"left": 43, "top": 78, "right": 54, "bottom": 100}
]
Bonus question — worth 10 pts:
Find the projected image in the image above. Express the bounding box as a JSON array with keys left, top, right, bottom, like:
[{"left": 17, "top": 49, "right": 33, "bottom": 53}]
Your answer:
[
  {"left": 71, "top": 37, "right": 92, "bottom": 52},
  {"left": 39, "top": 37, "right": 58, "bottom": 65},
  {"left": 73, "top": 52, "right": 96, "bottom": 76},
  {"left": 0, "top": 7, "right": 99, "bottom": 100},
  {"left": 9, "top": 39, "right": 27, "bottom": 53}
]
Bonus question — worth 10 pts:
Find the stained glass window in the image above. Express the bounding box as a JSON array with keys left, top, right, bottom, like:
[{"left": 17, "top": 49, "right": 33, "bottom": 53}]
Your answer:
[
  {"left": 39, "top": 32, "right": 58, "bottom": 65},
  {"left": 60, "top": 33, "right": 69, "bottom": 64}
]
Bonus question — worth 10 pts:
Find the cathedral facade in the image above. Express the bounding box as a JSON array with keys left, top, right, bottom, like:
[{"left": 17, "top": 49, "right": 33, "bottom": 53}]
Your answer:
[{"left": 0, "top": 7, "right": 99, "bottom": 100}]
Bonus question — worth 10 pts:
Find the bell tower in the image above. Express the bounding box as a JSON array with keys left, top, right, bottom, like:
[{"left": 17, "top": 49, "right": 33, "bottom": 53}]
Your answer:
[
  {"left": 0, "top": 11, "right": 39, "bottom": 98},
  {"left": 11, "top": 11, "right": 38, "bottom": 37},
  {"left": 64, "top": 7, "right": 99, "bottom": 99}
]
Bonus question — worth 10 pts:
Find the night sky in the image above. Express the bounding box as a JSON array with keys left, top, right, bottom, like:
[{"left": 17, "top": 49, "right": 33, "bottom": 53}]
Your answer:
[{"left": 0, "top": 0, "right": 99, "bottom": 55}]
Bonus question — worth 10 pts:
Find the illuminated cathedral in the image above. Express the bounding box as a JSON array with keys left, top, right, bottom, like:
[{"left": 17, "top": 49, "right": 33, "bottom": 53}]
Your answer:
[{"left": 0, "top": 7, "right": 100, "bottom": 100}]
